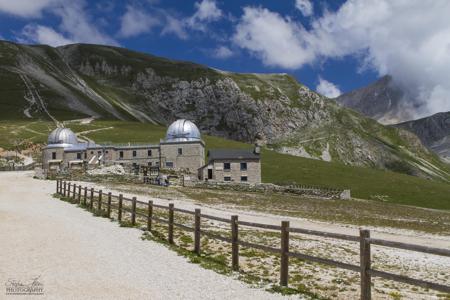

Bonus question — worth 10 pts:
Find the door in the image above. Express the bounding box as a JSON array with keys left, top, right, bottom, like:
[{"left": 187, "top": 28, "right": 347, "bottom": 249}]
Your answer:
[{"left": 208, "top": 169, "right": 213, "bottom": 180}]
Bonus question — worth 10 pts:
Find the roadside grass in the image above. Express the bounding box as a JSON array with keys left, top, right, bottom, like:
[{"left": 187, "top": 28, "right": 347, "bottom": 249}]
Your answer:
[{"left": 9, "top": 119, "right": 450, "bottom": 210}]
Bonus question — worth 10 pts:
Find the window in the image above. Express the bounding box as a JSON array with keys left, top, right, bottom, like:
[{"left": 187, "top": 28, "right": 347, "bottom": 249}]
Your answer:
[
  {"left": 240, "top": 162, "right": 247, "bottom": 171},
  {"left": 240, "top": 176, "right": 248, "bottom": 182},
  {"left": 119, "top": 151, "right": 124, "bottom": 158},
  {"left": 90, "top": 151, "right": 94, "bottom": 154},
  {"left": 84, "top": 152, "right": 87, "bottom": 159},
  {"left": 224, "top": 176, "right": 231, "bottom": 182},
  {"left": 178, "top": 148, "right": 183, "bottom": 155},
  {"left": 148, "top": 162, "right": 152, "bottom": 166},
  {"left": 52, "top": 152, "right": 56, "bottom": 159},
  {"left": 132, "top": 150, "right": 137, "bottom": 157},
  {"left": 77, "top": 153, "right": 81, "bottom": 160},
  {"left": 97, "top": 151, "right": 101, "bottom": 156},
  {"left": 105, "top": 150, "right": 109, "bottom": 154},
  {"left": 224, "top": 162, "right": 231, "bottom": 171},
  {"left": 166, "top": 162, "right": 173, "bottom": 168},
  {"left": 148, "top": 149, "right": 152, "bottom": 157}
]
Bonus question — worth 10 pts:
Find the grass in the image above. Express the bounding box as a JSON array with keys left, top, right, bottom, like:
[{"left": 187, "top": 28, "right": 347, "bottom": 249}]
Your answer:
[{"left": 5, "top": 119, "right": 450, "bottom": 210}]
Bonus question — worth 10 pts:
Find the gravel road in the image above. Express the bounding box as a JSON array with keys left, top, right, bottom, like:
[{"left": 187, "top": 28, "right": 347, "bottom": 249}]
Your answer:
[{"left": 0, "top": 172, "right": 298, "bottom": 299}]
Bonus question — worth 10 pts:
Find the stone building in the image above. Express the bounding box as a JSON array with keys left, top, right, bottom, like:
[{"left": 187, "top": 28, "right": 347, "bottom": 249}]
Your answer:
[
  {"left": 198, "top": 147, "right": 261, "bottom": 184},
  {"left": 42, "top": 119, "right": 261, "bottom": 184}
]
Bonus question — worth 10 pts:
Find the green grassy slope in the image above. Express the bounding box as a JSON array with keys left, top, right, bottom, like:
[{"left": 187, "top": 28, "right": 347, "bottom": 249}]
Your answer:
[{"left": 4, "top": 120, "right": 447, "bottom": 210}]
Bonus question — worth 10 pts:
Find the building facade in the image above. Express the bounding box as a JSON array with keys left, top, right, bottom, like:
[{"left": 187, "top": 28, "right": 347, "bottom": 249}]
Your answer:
[
  {"left": 198, "top": 148, "right": 261, "bottom": 184},
  {"left": 42, "top": 119, "right": 261, "bottom": 183}
]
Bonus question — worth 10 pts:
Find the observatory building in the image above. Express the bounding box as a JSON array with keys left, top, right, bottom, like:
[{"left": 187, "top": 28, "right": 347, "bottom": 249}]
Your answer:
[{"left": 42, "top": 119, "right": 261, "bottom": 184}]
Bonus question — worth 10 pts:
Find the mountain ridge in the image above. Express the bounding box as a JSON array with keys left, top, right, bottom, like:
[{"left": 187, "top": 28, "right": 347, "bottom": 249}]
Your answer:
[{"left": 0, "top": 40, "right": 449, "bottom": 181}]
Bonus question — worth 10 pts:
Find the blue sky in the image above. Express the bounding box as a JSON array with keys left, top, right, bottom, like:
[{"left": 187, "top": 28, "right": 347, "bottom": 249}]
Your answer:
[
  {"left": 0, "top": 0, "right": 449, "bottom": 117},
  {"left": 0, "top": 0, "right": 379, "bottom": 97}
]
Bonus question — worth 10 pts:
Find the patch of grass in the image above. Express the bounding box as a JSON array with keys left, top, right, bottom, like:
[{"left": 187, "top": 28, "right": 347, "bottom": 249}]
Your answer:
[
  {"left": 268, "top": 284, "right": 328, "bottom": 299},
  {"left": 18, "top": 119, "right": 450, "bottom": 211}
]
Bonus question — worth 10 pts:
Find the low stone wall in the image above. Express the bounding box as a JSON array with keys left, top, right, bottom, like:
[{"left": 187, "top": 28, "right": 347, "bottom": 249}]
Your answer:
[{"left": 188, "top": 181, "right": 351, "bottom": 200}]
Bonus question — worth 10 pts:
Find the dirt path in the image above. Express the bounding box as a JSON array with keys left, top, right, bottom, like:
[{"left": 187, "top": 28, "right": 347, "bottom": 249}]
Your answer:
[{"left": 0, "top": 172, "right": 297, "bottom": 299}]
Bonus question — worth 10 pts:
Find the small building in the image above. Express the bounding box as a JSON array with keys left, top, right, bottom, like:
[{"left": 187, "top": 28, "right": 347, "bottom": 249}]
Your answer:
[
  {"left": 42, "top": 120, "right": 261, "bottom": 184},
  {"left": 199, "top": 146, "right": 261, "bottom": 184}
]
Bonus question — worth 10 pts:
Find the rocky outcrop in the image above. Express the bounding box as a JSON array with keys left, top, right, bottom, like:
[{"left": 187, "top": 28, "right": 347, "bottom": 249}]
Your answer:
[{"left": 1, "top": 41, "right": 449, "bottom": 180}]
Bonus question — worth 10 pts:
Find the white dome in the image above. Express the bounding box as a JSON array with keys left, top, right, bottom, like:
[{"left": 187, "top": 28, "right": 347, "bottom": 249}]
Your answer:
[
  {"left": 48, "top": 128, "right": 78, "bottom": 145},
  {"left": 165, "top": 119, "right": 201, "bottom": 142}
]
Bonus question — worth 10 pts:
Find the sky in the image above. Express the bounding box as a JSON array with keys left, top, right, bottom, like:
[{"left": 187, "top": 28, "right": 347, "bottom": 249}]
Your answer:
[{"left": 0, "top": 0, "right": 449, "bottom": 118}]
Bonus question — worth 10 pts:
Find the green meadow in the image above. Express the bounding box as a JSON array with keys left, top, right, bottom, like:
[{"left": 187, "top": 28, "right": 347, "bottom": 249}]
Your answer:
[{"left": 1, "top": 120, "right": 449, "bottom": 210}]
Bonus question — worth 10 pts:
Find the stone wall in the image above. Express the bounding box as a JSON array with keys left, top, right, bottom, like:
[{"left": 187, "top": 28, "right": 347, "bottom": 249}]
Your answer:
[{"left": 188, "top": 180, "right": 351, "bottom": 200}]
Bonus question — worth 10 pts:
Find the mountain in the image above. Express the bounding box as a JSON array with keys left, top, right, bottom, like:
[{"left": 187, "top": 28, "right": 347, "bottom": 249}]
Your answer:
[
  {"left": 396, "top": 112, "right": 450, "bottom": 163},
  {"left": 0, "top": 40, "right": 449, "bottom": 180},
  {"left": 335, "top": 75, "right": 414, "bottom": 124}
]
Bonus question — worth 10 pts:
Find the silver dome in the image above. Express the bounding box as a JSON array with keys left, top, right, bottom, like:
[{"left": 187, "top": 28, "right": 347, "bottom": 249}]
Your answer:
[
  {"left": 47, "top": 128, "right": 78, "bottom": 145},
  {"left": 165, "top": 119, "right": 201, "bottom": 142}
]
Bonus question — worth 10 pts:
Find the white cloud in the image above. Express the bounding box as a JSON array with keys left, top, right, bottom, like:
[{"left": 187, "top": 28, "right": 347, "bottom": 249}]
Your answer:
[
  {"left": 17, "top": 1, "right": 117, "bottom": 46},
  {"left": 20, "top": 24, "right": 73, "bottom": 46},
  {"left": 232, "top": 7, "right": 314, "bottom": 69},
  {"left": 212, "top": 46, "right": 233, "bottom": 59},
  {"left": 187, "top": 0, "right": 222, "bottom": 31},
  {"left": 295, "top": 0, "right": 313, "bottom": 17},
  {"left": 54, "top": 2, "right": 117, "bottom": 46},
  {"left": 233, "top": 1, "right": 450, "bottom": 118},
  {"left": 316, "top": 77, "right": 341, "bottom": 98},
  {"left": 118, "top": 5, "right": 160, "bottom": 38},
  {"left": 0, "top": 0, "right": 55, "bottom": 17},
  {"left": 161, "top": 14, "right": 188, "bottom": 40}
]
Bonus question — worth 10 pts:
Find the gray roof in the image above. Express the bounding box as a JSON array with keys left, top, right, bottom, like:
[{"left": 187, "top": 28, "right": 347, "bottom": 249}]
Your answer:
[
  {"left": 208, "top": 149, "right": 260, "bottom": 161},
  {"left": 165, "top": 119, "right": 201, "bottom": 142},
  {"left": 47, "top": 127, "right": 78, "bottom": 145}
]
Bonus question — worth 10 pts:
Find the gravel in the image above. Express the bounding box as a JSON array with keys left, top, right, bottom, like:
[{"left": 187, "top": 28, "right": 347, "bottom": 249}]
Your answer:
[{"left": 0, "top": 172, "right": 300, "bottom": 300}]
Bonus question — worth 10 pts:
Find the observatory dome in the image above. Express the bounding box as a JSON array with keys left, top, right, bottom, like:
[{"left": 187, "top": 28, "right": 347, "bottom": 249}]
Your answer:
[
  {"left": 165, "top": 119, "right": 201, "bottom": 142},
  {"left": 47, "top": 128, "right": 78, "bottom": 145}
]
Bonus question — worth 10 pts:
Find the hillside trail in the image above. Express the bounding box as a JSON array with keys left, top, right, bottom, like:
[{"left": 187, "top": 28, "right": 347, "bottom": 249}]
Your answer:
[{"left": 0, "top": 171, "right": 300, "bottom": 300}]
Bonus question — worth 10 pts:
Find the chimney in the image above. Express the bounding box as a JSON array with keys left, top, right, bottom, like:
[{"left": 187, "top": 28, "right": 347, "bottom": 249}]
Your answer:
[{"left": 254, "top": 143, "right": 261, "bottom": 155}]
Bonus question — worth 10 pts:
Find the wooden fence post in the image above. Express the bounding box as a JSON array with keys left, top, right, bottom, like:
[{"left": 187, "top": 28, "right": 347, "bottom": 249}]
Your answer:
[
  {"left": 118, "top": 194, "right": 123, "bottom": 222},
  {"left": 131, "top": 197, "right": 136, "bottom": 226},
  {"left": 98, "top": 190, "right": 103, "bottom": 211},
  {"left": 194, "top": 209, "right": 201, "bottom": 255},
  {"left": 231, "top": 215, "right": 239, "bottom": 271},
  {"left": 280, "top": 221, "right": 290, "bottom": 287},
  {"left": 107, "top": 192, "right": 112, "bottom": 218},
  {"left": 56, "top": 180, "right": 59, "bottom": 193},
  {"left": 67, "top": 183, "right": 71, "bottom": 198},
  {"left": 63, "top": 181, "right": 66, "bottom": 196},
  {"left": 90, "top": 188, "right": 94, "bottom": 210},
  {"left": 83, "top": 186, "right": 87, "bottom": 206},
  {"left": 72, "top": 184, "right": 76, "bottom": 200},
  {"left": 360, "top": 229, "right": 371, "bottom": 300},
  {"left": 168, "top": 203, "right": 174, "bottom": 244},
  {"left": 78, "top": 185, "right": 81, "bottom": 204},
  {"left": 147, "top": 201, "right": 153, "bottom": 231}
]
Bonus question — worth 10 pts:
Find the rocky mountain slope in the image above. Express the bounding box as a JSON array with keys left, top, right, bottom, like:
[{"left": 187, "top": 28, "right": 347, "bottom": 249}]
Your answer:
[
  {"left": 0, "top": 41, "right": 449, "bottom": 180},
  {"left": 396, "top": 112, "right": 450, "bottom": 163},
  {"left": 335, "top": 75, "right": 413, "bottom": 125}
]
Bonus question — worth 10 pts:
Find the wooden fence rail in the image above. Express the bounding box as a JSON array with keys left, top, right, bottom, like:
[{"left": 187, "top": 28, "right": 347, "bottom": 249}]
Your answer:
[{"left": 55, "top": 180, "right": 450, "bottom": 299}]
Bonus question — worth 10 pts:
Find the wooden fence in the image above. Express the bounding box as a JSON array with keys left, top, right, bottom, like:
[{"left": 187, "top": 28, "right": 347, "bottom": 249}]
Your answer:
[{"left": 55, "top": 180, "right": 450, "bottom": 299}]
